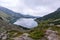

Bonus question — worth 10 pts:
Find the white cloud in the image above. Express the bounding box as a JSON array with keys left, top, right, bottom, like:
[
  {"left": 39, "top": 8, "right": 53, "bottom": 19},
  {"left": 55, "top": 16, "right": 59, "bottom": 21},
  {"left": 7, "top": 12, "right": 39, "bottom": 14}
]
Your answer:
[{"left": 0, "top": 0, "right": 60, "bottom": 16}]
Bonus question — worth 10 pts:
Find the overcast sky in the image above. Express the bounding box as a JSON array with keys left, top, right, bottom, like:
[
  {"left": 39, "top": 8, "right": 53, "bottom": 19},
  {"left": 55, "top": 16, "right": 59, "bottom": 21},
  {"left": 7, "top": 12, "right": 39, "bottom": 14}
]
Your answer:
[{"left": 0, "top": 0, "right": 60, "bottom": 17}]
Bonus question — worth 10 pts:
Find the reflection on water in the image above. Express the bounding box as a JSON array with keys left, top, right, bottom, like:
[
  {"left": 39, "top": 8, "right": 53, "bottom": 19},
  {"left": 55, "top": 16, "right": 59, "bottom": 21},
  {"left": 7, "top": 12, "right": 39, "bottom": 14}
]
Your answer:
[{"left": 14, "top": 18, "right": 38, "bottom": 28}]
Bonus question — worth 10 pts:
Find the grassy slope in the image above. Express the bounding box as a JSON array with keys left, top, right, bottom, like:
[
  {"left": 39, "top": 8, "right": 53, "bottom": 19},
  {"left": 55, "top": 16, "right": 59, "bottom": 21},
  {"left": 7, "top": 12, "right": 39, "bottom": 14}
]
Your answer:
[{"left": 29, "top": 20, "right": 60, "bottom": 40}]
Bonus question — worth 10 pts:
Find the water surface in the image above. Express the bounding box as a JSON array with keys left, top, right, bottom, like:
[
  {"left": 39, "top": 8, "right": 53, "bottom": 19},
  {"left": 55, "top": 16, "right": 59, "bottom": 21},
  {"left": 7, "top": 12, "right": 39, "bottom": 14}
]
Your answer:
[{"left": 14, "top": 18, "right": 38, "bottom": 28}]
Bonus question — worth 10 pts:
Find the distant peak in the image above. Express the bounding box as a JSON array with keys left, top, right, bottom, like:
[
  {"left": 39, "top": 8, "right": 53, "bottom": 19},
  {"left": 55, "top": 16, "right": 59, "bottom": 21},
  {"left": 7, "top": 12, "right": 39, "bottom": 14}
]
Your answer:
[
  {"left": 0, "top": 6, "right": 6, "bottom": 9},
  {"left": 57, "top": 8, "right": 60, "bottom": 11}
]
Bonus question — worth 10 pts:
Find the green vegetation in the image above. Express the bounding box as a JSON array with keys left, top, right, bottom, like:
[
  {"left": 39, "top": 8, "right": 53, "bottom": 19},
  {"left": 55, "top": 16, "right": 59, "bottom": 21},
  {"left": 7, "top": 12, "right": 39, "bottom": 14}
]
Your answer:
[
  {"left": 7, "top": 30, "right": 23, "bottom": 40},
  {"left": 30, "top": 30, "right": 44, "bottom": 40},
  {"left": 8, "top": 30, "right": 23, "bottom": 38},
  {"left": 29, "top": 20, "right": 49, "bottom": 40},
  {"left": 29, "top": 19, "right": 60, "bottom": 40}
]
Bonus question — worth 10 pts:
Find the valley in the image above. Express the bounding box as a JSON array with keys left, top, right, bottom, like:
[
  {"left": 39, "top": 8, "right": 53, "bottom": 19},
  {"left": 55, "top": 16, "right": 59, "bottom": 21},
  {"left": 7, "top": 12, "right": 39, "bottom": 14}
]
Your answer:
[{"left": 0, "top": 6, "right": 60, "bottom": 40}]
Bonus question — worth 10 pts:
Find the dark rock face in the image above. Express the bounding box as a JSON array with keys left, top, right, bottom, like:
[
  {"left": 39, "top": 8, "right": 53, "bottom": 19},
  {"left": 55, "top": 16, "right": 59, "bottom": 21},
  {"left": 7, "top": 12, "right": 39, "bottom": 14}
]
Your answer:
[{"left": 0, "top": 17, "right": 3, "bottom": 20}]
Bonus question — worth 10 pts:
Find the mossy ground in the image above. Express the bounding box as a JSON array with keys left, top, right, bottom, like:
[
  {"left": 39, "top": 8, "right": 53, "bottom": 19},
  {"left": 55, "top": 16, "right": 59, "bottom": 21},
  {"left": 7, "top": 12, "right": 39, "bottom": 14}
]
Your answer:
[{"left": 7, "top": 30, "right": 23, "bottom": 40}]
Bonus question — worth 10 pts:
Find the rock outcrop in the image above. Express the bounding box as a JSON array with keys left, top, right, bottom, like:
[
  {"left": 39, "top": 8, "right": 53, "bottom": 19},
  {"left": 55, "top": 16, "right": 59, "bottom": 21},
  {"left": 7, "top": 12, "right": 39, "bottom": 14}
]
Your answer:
[
  {"left": 45, "top": 29, "right": 60, "bottom": 40},
  {"left": 14, "top": 33, "right": 33, "bottom": 40}
]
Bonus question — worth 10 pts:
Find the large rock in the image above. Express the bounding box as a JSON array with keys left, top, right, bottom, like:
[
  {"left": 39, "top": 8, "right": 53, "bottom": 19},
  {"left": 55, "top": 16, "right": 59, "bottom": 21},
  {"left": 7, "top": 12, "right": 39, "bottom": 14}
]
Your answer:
[
  {"left": 45, "top": 30, "right": 60, "bottom": 40},
  {"left": 14, "top": 33, "right": 33, "bottom": 40}
]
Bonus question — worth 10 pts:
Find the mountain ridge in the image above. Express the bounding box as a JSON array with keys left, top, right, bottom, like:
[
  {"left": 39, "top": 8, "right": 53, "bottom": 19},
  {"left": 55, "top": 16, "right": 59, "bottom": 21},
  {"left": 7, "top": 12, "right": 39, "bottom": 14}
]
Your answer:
[
  {"left": 0, "top": 6, "right": 37, "bottom": 18},
  {"left": 0, "top": 6, "right": 38, "bottom": 24},
  {"left": 36, "top": 8, "right": 60, "bottom": 21}
]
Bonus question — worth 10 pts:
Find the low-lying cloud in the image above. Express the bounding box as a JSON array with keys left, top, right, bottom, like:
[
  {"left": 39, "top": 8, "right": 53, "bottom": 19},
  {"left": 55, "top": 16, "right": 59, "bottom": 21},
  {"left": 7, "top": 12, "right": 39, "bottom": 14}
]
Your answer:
[{"left": 0, "top": 0, "right": 60, "bottom": 16}]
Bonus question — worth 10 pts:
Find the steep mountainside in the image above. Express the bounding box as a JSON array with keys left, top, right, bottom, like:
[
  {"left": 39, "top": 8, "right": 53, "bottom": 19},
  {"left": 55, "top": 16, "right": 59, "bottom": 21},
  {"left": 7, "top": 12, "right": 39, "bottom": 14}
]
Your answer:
[
  {"left": 0, "top": 6, "right": 37, "bottom": 18},
  {"left": 0, "top": 18, "right": 30, "bottom": 40},
  {"left": 0, "top": 10, "right": 15, "bottom": 23},
  {"left": 42, "top": 8, "right": 60, "bottom": 20},
  {"left": 0, "top": 10, "right": 18, "bottom": 23},
  {"left": 36, "top": 8, "right": 60, "bottom": 25},
  {"left": 37, "top": 8, "right": 60, "bottom": 21}
]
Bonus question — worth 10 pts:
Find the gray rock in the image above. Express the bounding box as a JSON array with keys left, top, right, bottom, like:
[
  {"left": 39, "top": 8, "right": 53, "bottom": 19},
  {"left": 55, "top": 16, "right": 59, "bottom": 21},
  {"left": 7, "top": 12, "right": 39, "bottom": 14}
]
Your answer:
[{"left": 45, "top": 30, "right": 59, "bottom": 40}]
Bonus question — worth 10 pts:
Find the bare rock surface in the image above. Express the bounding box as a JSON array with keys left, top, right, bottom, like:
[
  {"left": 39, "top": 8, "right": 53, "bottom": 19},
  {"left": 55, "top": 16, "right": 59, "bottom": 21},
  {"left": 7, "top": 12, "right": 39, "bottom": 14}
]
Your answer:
[
  {"left": 14, "top": 33, "right": 33, "bottom": 40},
  {"left": 45, "top": 29, "right": 60, "bottom": 40}
]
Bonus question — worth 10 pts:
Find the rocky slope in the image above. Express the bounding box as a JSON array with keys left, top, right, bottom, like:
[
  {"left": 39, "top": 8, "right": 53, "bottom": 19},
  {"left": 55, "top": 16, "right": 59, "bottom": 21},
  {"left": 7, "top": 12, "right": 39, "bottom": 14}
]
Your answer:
[
  {"left": 45, "top": 29, "right": 60, "bottom": 40},
  {"left": 0, "top": 18, "right": 30, "bottom": 40}
]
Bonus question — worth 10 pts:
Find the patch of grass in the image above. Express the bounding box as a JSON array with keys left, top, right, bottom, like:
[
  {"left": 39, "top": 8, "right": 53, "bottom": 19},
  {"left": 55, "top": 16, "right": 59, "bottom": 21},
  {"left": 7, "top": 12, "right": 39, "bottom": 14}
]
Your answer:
[
  {"left": 8, "top": 30, "right": 23, "bottom": 39},
  {"left": 29, "top": 30, "right": 45, "bottom": 40}
]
